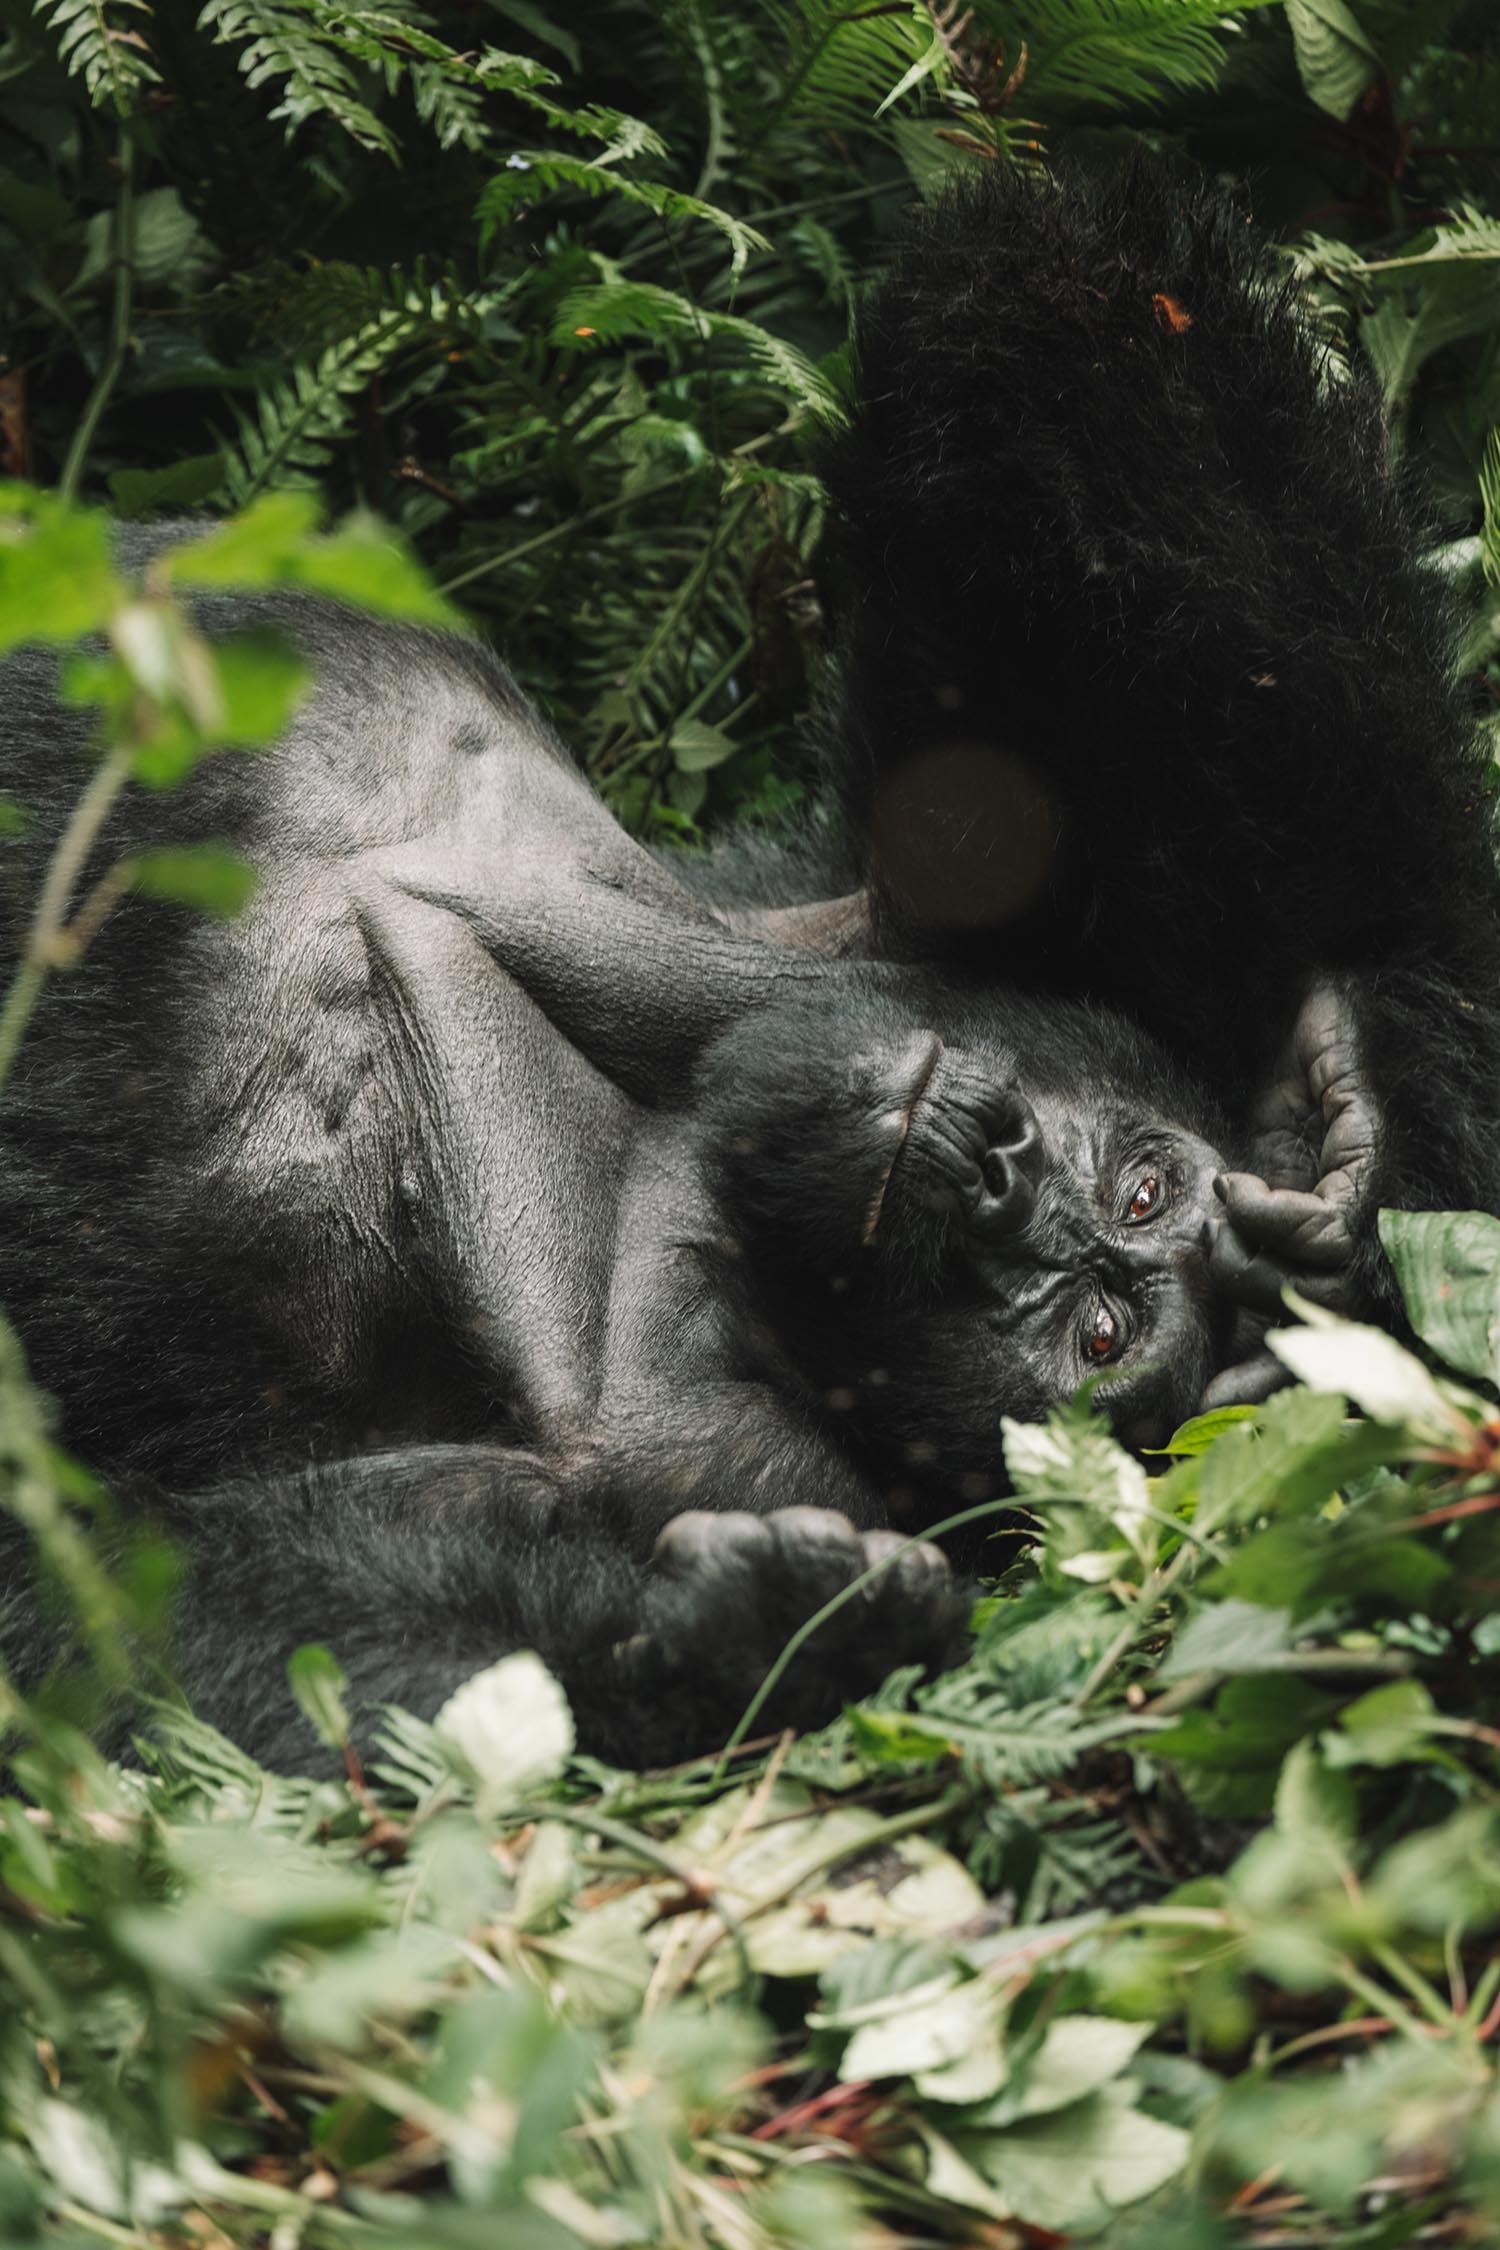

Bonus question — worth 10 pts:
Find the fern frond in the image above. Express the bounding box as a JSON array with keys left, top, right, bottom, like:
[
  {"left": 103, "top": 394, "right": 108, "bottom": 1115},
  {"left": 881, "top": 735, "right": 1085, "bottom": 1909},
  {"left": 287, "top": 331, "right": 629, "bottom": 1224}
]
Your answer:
[
  {"left": 1011, "top": 0, "right": 1282, "bottom": 117},
  {"left": 481, "top": 150, "right": 766, "bottom": 278},
  {"left": 763, "top": 0, "right": 937, "bottom": 131},
  {"left": 197, "top": 0, "right": 396, "bottom": 153},
  {"left": 1480, "top": 429, "right": 1500, "bottom": 592},
  {"left": 317, "top": 15, "right": 561, "bottom": 152},
  {"left": 552, "top": 280, "right": 842, "bottom": 422},
  {"left": 33, "top": 0, "right": 158, "bottom": 112},
  {"left": 217, "top": 308, "right": 426, "bottom": 505}
]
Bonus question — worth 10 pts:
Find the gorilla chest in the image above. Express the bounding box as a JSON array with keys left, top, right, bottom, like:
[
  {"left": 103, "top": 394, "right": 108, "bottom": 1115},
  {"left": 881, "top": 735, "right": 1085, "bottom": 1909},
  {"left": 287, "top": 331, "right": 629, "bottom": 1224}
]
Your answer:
[{"left": 182, "top": 864, "right": 637, "bottom": 1438}]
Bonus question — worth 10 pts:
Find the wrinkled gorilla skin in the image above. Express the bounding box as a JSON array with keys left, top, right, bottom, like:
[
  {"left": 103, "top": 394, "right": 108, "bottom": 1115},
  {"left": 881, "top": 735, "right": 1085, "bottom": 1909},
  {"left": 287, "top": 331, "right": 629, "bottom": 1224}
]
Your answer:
[
  {"left": 4, "top": 154, "right": 1498, "bottom": 1770},
  {"left": 819, "top": 158, "right": 1500, "bottom": 1393},
  {"left": 0, "top": 551, "right": 1229, "bottom": 1765}
]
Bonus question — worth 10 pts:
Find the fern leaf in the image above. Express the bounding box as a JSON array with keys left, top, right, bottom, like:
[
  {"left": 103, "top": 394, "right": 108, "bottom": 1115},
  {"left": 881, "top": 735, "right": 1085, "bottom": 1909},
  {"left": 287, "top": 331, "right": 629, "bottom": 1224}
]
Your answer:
[
  {"left": 552, "top": 280, "right": 842, "bottom": 422},
  {"left": 197, "top": 0, "right": 396, "bottom": 153},
  {"left": 481, "top": 151, "right": 767, "bottom": 278},
  {"left": 217, "top": 309, "right": 423, "bottom": 505},
  {"left": 1016, "top": 0, "right": 1283, "bottom": 117},
  {"left": 1481, "top": 430, "right": 1500, "bottom": 592},
  {"left": 33, "top": 0, "right": 158, "bottom": 112},
  {"left": 763, "top": 0, "right": 936, "bottom": 131}
]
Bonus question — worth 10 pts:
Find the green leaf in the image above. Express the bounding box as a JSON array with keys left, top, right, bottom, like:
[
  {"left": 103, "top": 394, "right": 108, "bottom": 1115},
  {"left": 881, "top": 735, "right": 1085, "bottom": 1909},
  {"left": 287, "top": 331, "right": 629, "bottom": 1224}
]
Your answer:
[
  {"left": 1150, "top": 1404, "right": 1256, "bottom": 1456},
  {"left": 953, "top": 2082, "right": 1190, "bottom": 2234},
  {"left": 842, "top": 1976, "right": 1002, "bottom": 2092},
  {"left": 1323, "top": 1678, "right": 1439, "bottom": 1768},
  {"left": 282, "top": 1926, "right": 455, "bottom": 2051},
  {"left": 1158, "top": 1600, "right": 1292, "bottom": 1682},
  {"left": 433, "top": 1649, "right": 575, "bottom": 1806},
  {"left": 110, "top": 455, "right": 226, "bottom": 518},
  {"left": 669, "top": 718, "right": 738, "bottom": 772},
  {"left": 1267, "top": 1307, "right": 1472, "bottom": 1441},
  {"left": 1285, "top": 0, "right": 1381, "bottom": 120},
  {"left": 208, "top": 628, "right": 309, "bottom": 749},
  {"left": 965, "top": 2015, "right": 1152, "bottom": 2128},
  {"left": 1380, "top": 1207, "right": 1500, "bottom": 1386},
  {"left": 0, "top": 486, "right": 120, "bottom": 655},
  {"left": 165, "top": 499, "right": 458, "bottom": 627},
  {"left": 287, "top": 1643, "right": 352, "bottom": 1752},
  {"left": 131, "top": 846, "right": 258, "bottom": 919}
]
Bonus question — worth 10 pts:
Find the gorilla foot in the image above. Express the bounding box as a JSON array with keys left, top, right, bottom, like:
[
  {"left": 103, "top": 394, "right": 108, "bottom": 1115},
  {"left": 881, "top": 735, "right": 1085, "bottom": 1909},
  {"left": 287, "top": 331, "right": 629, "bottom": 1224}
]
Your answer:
[{"left": 632, "top": 1504, "right": 966, "bottom": 1749}]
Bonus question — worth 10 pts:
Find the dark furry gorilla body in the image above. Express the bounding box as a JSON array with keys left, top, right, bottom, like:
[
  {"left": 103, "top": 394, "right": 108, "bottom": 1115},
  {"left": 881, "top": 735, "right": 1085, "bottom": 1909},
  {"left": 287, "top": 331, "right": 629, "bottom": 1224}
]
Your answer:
[
  {"left": 0, "top": 553, "right": 1227, "bottom": 1764},
  {"left": 820, "top": 161, "right": 1500, "bottom": 1363},
  {"left": 3, "top": 157, "right": 1499, "bottom": 1769}
]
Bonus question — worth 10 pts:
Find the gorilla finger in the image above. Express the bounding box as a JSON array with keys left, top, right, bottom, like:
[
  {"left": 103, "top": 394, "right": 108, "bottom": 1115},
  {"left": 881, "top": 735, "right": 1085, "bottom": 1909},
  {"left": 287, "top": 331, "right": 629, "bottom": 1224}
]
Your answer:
[
  {"left": 1214, "top": 1174, "right": 1352, "bottom": 1265},
  {"left": 1201, "top": 1351, "right": 1292, "bottom": 1411},
  {"left": 1208, "top": 1232, "right": 1299, "bottom": 1315},
  {"left": 858, "top": 1528, "right": 951, "bottom": 1606},
  {"left": 653, "top": 1510, "right": 770, "bottom": 1579},
  {"left": 764, "top": 1506, "right": 866, "bottom": 1605}
]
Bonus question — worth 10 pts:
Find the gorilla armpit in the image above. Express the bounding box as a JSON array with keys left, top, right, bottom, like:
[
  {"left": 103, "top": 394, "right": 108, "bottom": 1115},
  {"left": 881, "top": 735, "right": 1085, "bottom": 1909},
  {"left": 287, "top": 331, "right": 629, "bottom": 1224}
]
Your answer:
[{"left": 0, "top": 558, "right": 1228, "bottom": 1767}]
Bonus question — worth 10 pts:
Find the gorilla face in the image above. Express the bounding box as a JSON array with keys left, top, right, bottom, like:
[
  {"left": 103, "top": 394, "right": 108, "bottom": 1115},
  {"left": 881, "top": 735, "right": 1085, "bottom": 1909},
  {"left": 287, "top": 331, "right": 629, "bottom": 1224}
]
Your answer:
[
  {"left": 874, "top": 1040, "right": 1230, "bottom": 1463},
  {"left": 705, "top": 996, "right": 1234, "bottom": 1521}
]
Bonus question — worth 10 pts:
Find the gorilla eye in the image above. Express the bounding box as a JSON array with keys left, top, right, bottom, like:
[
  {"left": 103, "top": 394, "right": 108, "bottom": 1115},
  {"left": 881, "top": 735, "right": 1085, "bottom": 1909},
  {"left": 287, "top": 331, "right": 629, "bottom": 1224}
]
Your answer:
[
  {"left": 1126, "top": 1173, "right": 1162, "bottom": 1223},
  {"left": 1087, "top": 1302, "right": 1120, "bottom": 1362}
]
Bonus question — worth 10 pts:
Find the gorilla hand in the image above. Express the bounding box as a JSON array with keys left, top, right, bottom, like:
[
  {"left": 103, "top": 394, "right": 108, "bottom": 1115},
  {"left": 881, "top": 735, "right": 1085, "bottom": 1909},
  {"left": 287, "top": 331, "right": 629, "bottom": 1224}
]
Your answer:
[
  {"left": 1203, "top": 980, "right": 1380, "bottom": 1409},
  {"left": 631, "top": 1506, "right": 965, "bottom": 1742}
]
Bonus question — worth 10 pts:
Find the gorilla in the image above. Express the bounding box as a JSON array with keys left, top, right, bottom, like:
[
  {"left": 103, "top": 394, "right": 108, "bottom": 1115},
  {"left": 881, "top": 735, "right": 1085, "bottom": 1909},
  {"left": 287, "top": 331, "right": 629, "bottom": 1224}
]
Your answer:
[{"left": 2, "top": 157, "right": 1498, "bottom": 1770}]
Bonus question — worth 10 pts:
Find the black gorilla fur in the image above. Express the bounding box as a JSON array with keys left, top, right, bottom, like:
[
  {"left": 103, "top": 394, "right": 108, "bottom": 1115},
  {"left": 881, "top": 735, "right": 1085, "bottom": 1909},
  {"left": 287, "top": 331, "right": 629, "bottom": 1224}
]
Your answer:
[
  {"left": 3, "top": 157, "right": 1498, "bottom": 1770},
  {"left": 820, "top": 159, "right": 1500, "bottom": 1346}
]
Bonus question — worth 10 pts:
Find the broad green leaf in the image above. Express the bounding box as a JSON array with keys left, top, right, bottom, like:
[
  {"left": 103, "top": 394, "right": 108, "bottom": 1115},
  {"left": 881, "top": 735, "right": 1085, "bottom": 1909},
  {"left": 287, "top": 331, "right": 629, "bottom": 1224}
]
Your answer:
[
  {"left": 1150, "top": 1404, "right": 1255, "bottom": 1456},
  {"left": 281, "top": 1926, "right": 455, "bottom": 2051},
  {"left": 965, "top": 2015, "right": 1152, "bottom": 2128},
  {"left": 1285, "top": 0, "right": 1380, "bottom": 119},
  {"left": 1267, "top": 1307, "right": 1471, "bottom": 1442},
  {"left": 842, "top": 1976, "right": 1002, "bottom": 2089},
  {"left": 1158, "top": 1599, "right": 1292, "bottom": 1682},
  {"left": 669, "top": 718, "right": 738, "bottom": 772},
  {"left": 1323, "top": 1678, "right": 1438, "bottom": 1768},
  {"left": 131, "top": 846, "right": 257, "bottom": 919},
  {"left": 512, "top": 1820, "right": 577, "bottom": 1930},
  {"left": 953, "top": 2082, "right": 1190, "bottom": 2234},
  {"left": 286, "top": 1642, "right": 351, "bottom": 1751},
  {"left": 1380, "top": 1207, "right": 1500, "bottom": 1386},
  {"left": 534, "top": 1908, "right": 654, "bottom": 2026},
  {"left": 164, "top": 499, "right": 458, "bottom": 627},
  {"left": 434, "top": 1649, "right": 575, "bottom": 1807},
  {"left": 207, "top": 629, "right": 308, "bottom": 748},
  {"left": 0, "top": 486, "right": 119, "bottom": 654},
  {"left": 110, "top": 454, "right": 226, "bottom": 517}
]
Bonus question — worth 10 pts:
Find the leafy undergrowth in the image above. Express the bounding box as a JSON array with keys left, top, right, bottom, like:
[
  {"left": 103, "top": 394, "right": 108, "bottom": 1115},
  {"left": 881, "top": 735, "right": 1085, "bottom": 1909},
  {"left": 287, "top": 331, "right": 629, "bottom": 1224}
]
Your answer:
[{"left": 5, "top": 1212, "right": 1500, "bottom": 2248}]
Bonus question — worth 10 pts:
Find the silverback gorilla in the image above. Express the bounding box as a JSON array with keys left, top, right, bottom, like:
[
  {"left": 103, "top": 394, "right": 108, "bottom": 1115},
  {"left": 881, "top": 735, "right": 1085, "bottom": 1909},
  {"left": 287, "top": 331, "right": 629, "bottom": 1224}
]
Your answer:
[{"left": 3, "top": 158, "right": 1499, "bottom": 1769}]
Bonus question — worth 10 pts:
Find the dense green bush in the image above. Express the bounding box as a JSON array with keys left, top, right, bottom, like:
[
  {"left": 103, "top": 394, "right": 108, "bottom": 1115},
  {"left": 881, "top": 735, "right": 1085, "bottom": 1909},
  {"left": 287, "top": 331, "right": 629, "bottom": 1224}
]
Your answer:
[{"left": 3, "top": 3, "right": 1500, "bottom": 2243}]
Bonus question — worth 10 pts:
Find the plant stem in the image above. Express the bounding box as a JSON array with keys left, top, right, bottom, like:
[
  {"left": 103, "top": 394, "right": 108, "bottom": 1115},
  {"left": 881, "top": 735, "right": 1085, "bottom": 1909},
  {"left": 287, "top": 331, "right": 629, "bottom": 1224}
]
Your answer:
[
  {"left": 0, "top": 745, "right": 134, "bottom": 1100},
  {"left": 1076, "top": 1539, "right": 1198, "bottom": 1708},
  {"left": 60, "top": 129, "right": 136, "bottom": 504}
]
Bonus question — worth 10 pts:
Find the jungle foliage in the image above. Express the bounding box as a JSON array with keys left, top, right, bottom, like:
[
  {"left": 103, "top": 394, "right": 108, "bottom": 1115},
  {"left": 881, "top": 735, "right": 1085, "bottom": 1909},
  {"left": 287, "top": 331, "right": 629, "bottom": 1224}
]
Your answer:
[{"left": 3, "top": 1, "right": 1500, "bottom": 2244}]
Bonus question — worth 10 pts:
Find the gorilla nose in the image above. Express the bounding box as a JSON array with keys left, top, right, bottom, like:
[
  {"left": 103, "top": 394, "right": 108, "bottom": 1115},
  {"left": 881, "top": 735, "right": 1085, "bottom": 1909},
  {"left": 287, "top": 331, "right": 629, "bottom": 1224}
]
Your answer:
[{"left": 979, "top": 1095, "right": 1044, "bottom": 1232}]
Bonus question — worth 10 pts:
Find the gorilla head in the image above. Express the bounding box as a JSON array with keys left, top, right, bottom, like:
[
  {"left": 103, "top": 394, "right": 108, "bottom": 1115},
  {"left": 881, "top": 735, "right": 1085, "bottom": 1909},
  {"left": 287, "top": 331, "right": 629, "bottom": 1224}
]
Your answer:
[{"left": 701, "top": 982, "right": 1234, "bottom": 1527}]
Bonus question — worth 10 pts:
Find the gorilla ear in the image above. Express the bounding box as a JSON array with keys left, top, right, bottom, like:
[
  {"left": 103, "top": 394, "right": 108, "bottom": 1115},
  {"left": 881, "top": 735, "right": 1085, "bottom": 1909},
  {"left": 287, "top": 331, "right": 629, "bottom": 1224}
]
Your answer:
[{"left": 868, "top": 740, "right": 1063, "bottom": 933}]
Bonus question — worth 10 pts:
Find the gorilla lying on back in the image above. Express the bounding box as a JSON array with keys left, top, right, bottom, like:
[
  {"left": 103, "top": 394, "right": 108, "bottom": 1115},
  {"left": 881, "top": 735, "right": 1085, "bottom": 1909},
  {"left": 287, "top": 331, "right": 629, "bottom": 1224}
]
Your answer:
[{"left": 3, "top": 158, "right": 1498, "bottom": 1770}]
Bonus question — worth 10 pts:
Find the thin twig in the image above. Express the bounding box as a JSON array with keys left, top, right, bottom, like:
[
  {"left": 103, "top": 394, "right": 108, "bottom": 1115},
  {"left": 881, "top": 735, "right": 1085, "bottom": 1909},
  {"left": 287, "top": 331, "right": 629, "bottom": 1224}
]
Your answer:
[
  {"left": 61, "top": 129, "right": 136, "bottom": 503},
  {"left": 0, "top": 744, "right": 134, "bottom": 1099}
]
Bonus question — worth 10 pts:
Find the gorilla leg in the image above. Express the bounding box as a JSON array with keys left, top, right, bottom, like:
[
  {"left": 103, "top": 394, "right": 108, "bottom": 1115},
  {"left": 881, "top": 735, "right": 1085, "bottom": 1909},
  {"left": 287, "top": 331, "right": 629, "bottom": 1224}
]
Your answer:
[{"left": 120, "top": 1450, "right": 964, "bottom": 1772}]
